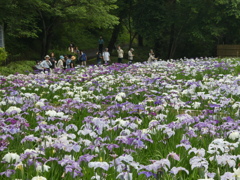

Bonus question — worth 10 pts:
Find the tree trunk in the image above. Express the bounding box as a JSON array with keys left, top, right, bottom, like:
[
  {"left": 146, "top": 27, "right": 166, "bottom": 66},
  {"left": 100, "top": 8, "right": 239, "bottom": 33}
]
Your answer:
[
  {"left": 41, "top": 23, "right": 54, "bottom": 58},
  {"left": 167, "top": 0, "right": 177, "bottom": 59},
  {"left": 168, "top": 24, "right": 175, "bottom": 59},
  {"left": 154, "top": 39, "right": 162, "bottom": 59},
  {"left": 38, "top": 10, "right": 55, "bottom": 59},
  {"left": 41, "top": 29, "right": 47, "bottom": 58},
  {"left": 129, "top": 32, "right": 137, "bottom": 49},
  {"left": 138, "top": 35, "right": 143, "bottom": 47},
  {"left": 108, "top": 21, "right": 122, "bottom": 53}
]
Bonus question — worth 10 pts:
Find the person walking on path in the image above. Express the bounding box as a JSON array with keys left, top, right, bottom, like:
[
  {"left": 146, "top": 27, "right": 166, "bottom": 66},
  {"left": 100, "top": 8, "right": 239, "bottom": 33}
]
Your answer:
[
  {"left": 96, "top": 51, "right": 102, "bottom": 65},
  {"left": 102, "top": 48, "right": 110, "bottom": 64},
  {"left": 98, "top": 36, "right": 104, "bottom": 53},
  {"left": 117, "top": 46, "right": 124, "bottom": 63},
  {"left": 40, "top": 55, "right": 52, "bottom": 73},
  {"left": 80, "top": 50, "right": 87, "bottom": 66},
  {"left": 128, "top": 48, "right": 134, "bottom": 64}
]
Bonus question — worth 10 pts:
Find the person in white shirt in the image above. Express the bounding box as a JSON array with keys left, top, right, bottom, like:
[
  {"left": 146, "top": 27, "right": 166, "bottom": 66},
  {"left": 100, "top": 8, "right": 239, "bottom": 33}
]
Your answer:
[
  {"left": 102, "top": 48, "right": 110, "bottom": 64},
  {"left": 128, "top": 48, "right": 134, "bottom": 64},
  {"left": 40, "top": 55, "right": 52, "bottom": 73},
  {"left": 117, "top": 46, "right": 124, "bottom": 63}
]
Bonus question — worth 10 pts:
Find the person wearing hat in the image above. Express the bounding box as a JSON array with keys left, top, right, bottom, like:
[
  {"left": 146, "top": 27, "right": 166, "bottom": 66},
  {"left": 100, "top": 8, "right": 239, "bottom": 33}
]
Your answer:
[
  {"left": 40, "top": 55, "right": 52, "bottom": 73},
  {"left": 70, "top": 56, "right": 76, "bottom": 68},
  {"left": 128, "top": 48, "right": 134, "bottom": 64},
  {"left": 57, "top": 55, "right": 64, "bottom": 69},
  {"left": 66, "top": 55, "right": 72, "bottom": 69}
]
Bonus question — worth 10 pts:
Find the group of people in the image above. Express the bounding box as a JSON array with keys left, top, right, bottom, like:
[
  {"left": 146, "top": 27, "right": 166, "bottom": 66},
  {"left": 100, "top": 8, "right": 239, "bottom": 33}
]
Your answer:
[
  {"left": 68, "top": 43, "right": 88, "bottom": 65},
  {"left": 95, "top": 46, "right": 135, "bottom": 65},
  {"left": 97, "top": 36, "right": 157, "bottom": 64},
  {"left": 99, "top": 46, "right": 156, "bottom": 64},
  {"left": 96, "top": 40, "right": 135, "bottom": 65},
  {"left": 96, "top": 36, "right": 135, "bottom": 65},
  {"left": 35, "top": 51, "right": 87, "bottom": 73},
  {"left": 35, "top": 36, "right": 158, "bottom": 73}
]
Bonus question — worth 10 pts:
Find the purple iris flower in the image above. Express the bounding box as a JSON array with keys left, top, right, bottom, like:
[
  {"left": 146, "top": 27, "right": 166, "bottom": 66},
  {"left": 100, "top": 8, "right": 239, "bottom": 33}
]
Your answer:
[
  {"left": 138, "top": 171, "right": 157, "bottom": 178},
  {"left": 107, "top": 144, "right": 119, "bottom": 151},
  {"left": 209, "top": 104, "right": 221, "bottom": 108},
  {"left": 0, "top": 140, "right": 9, "bottom": 151},
  {"left": 21, "top": 135, "right": 39, "bottom": 143},
  {"left": 0, "top": 169, "right": 15, "bottom": 177},
  {"left": 78, "top": 154, "right": 98, "bottom": 162}
]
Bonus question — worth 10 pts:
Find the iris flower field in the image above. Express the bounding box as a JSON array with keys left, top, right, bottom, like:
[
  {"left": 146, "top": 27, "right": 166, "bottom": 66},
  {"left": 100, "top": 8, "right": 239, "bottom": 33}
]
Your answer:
[{"left": 0, "top": 58, "right": 240, "bottom": 180}]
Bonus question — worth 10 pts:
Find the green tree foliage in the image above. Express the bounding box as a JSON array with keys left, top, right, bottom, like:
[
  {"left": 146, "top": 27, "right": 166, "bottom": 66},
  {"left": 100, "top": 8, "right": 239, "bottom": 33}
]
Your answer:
[
  {"left": 132, "top": 0, "right": 240, "bottom": 59},
  {"left": 2, "top": 0, "right": 240, "bottom": 60},
  {"left": 0, "top": 48, "right": 7, "bottom": 65},
  {"left": 0, "top": 0, "right": 40, "bottom": 38},
  {"left": 0, "top": 0, "right": 118, "bottom": 58},
  {"left": 107, "top": 0, "right": 136, "bottom": 52},
  {"left": 0, "top": 60, "right": 35, "bottom": 75}
]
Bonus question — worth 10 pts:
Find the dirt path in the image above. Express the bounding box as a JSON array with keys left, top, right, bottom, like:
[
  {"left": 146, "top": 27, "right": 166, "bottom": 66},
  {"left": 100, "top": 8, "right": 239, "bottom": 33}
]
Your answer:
[{"left": 84, "top": 48, "right": 98, "bottom": 59}]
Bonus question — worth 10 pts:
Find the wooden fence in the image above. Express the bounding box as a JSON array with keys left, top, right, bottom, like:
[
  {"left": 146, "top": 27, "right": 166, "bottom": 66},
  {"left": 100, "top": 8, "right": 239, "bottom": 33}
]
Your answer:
[{"left": 217, "top": 45, "right": 240, "bottom": 57}]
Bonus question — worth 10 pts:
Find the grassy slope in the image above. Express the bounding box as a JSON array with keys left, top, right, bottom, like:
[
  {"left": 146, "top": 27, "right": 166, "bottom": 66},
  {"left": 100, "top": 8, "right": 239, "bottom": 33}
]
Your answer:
[{"left": 0, "top": 61, "right": 36, "bottom": 76}]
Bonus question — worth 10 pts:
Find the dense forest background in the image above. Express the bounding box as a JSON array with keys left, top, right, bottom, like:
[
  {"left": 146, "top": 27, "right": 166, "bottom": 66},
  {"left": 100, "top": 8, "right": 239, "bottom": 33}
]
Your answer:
[{"left": 1, "top": 0, "right": 240, "bottom": 61}]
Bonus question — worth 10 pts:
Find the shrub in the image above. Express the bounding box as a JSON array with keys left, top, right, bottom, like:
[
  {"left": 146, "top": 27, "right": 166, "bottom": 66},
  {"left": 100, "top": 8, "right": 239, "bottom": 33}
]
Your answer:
[
  {"left": 0, "top": 60, "right": 35, "bottom": 76},
  {"left": 0, "top": 48, "right": 7, "bottom": 65},
  {"left": 48, "top": 49, "right": 75, "bottom": 60}
]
